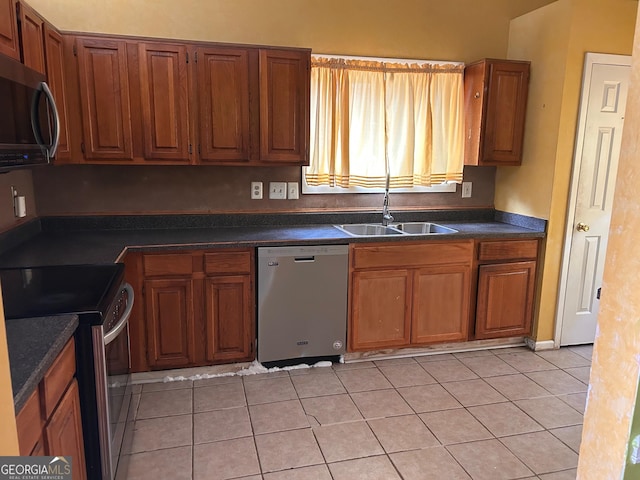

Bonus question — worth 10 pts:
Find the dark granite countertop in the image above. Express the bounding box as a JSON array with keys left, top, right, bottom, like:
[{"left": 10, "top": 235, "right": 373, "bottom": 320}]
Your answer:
[
  {"left": 6, "top": 314, "right": 78, "bottom": 412},
  {"left": 0, "top": 210, "right": 545, "bottom": 267}
]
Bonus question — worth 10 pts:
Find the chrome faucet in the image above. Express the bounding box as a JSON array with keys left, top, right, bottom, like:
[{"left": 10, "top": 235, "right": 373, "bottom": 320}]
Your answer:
[{"left": 382, "top": 172, "right": 393, "bottom": 226}]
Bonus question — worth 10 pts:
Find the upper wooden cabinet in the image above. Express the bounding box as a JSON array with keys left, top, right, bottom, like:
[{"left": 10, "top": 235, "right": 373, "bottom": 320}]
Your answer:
[
  {"left": 259, "top": 49, "right": 310, "bottom": 164},
  {"left": 16, "top": 1, "right": 45, "bottom": 73},
  {"left": 464, "top": 59, "right": 530, "bottom": 166},
  {"left": 63, "top": 33, "right": 310, "bottom": 166},
  {"left": 75, "top": 37, "right": 134, "bottom": 160},
  {"left": 43, "top": 25, "right": 70, "bottom": 159},
  {"left": 0, "top": 0, "right": 19, "bottom": 60}
]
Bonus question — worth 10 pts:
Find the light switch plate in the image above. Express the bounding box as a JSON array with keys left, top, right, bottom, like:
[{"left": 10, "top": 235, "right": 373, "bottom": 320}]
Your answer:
[
  {"left": 462, "top": 182, "right": 472, "bottom": 198},
  {"left": 287, "top": 182, "right": 299, "bottom": 200},
  {"left": 269, "top": 182, "right": 287, "bottom": 200}
]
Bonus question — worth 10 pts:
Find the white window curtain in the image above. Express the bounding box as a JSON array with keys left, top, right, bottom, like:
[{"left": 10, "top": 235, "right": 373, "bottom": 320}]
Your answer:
[{"left": 306, "top": 56, "right": 465, "bottom": 188}]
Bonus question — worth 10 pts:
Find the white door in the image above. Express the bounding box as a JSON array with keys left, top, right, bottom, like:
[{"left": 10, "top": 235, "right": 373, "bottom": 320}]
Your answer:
[{"left": 558, "top": 53, "right": 630, "bottom": 346}]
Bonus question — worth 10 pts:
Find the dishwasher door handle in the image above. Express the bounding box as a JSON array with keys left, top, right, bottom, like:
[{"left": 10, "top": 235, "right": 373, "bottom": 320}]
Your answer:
[{"left": 294, "top": 256, "right": 316, "bottom": 263}]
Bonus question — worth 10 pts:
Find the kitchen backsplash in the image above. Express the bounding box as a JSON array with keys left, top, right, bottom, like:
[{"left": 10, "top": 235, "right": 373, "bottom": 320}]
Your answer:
[{"left": 31, "top": 164, "right": 496, "bottom": 216}]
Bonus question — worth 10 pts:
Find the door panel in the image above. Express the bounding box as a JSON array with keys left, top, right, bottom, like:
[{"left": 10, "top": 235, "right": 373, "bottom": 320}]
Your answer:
[
  {"left": 18, "top": 2, "right": 45, "bottom": 74},
  {"left": 412, "top": 265, "right": 470, "bottom": 344},
  {"left": 44, "top": 25, "right": 70, "bottom": 160},
  {"left": 259, "top": 49, "right": 309, "bottom": 164},
  {"left": 476, "top": 262, "right": 536, "bottom": 339},
  {"left": 138, "top": 43, "right": 190, "bottom": 162},
  {"left": 76, "top": 38, "right": 134, "bottom": 160},
  {"left": 0, "top": 0, "right": 19, "bottom": 60},
  {"left": 204, "top": 275, "right": 252, "bottom": 362},
  {"left": 196, "top": 47, "right": 250, "bottom": 162},
  {"left": 560, "top": 57, "right": 630, "bottom": 345},
  {"left": 350, "top": 269, "right": 411, "bottom": 350},
  {"left": 144, "top": 278, "right": 194, "bottom": 368}
]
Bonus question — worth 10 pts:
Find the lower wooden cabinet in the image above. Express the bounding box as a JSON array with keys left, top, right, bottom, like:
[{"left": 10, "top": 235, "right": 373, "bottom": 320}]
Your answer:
[
  {"left": 16, "top": 339, "right": 87, "bottom": 480},
  {"left": 126, "top": 248, "right": 255, "bottom": 372},
  {"left": 349, "top": 241, "right": 473, "bottom": 351},
  {"left": 474, "top": 239, "right": 539, "bottom": 339}
]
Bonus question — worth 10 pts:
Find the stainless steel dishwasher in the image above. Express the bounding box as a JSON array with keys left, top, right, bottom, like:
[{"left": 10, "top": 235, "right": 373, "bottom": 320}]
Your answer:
[{"left": 258, "top": 245, "right": 349, "bottom": 364}]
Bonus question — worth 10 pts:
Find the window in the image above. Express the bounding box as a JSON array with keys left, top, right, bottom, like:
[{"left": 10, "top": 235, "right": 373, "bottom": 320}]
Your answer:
[{"left": 304, "top": 55, "right": 464, "bottom": 194}]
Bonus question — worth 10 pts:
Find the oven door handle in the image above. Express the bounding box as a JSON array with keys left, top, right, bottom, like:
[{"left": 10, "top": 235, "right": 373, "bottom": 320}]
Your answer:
[{"left": 104, "top": 283, "right": 135, "bottom": 345}]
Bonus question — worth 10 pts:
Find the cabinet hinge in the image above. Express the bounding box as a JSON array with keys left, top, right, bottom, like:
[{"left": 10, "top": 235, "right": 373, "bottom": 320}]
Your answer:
[
  {"left": 198, "top": 144, "right": 201, "bottom": 155},
  {"left": 597, "top": 287, "right": 601, "bottom": 300},
  {"left": 186, "top": 52, "right": 189, "bottom": 64},
  {"left": 194, "top": 51, "right": 198, "bottom": 63},
  {"left": 80, "top": 142, "right": 85, "bottom": 154},
  {"left": 73, "top": 44, "right": 77, "bottom": 56},
  {"left": 188, "top": 144, "right": 192, "bottom": 155}
]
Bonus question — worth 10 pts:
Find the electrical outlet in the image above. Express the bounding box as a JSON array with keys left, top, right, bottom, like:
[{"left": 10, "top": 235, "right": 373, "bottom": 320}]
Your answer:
[
  {"left": 462, "top": 182, "right": 472, "bottom": 198},
  {"left": 251, "top": 181, "right": 263, "bottom": 199},
  {"left": 287, "top": 182, "right": 299, "bottom": 200},
  {"left": 269, "top": 182, "right": 287, "bottom": 200}
]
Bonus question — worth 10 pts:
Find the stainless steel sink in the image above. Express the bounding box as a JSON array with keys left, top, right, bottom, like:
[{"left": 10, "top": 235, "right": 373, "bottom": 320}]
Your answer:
[
  {"left": 334, "top": 222, "right": 457, "bottom": 236},
  {"left": 391, "top": 222, "right": 458, "bottom": 234},
  {"left": 334, "top": 224, "right": 405, "bottom": 236}
]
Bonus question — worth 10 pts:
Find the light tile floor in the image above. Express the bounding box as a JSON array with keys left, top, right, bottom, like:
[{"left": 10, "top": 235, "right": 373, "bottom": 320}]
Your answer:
[{"left": 119, "top": 345, "right": 592, "bottom": 480}]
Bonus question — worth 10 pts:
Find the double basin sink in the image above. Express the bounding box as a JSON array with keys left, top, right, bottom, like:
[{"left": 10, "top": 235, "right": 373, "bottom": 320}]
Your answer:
[{"left": 335, "top": 222, "right": 457, "bottom": 237}]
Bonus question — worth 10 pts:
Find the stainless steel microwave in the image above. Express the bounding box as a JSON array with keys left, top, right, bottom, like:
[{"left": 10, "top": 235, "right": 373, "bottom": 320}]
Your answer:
[{"left": 0, "top": 53, "right": 59, "bottom": 172}]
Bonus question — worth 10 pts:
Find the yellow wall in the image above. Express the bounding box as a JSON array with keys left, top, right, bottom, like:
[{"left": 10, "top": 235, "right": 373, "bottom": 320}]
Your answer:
[
  {"left": 0, "top": 285, "right": 19, "bottom": 455},
  {"left": 578, "top": 5, "right": 640, "bottom": 475},
  {"left": 27, "top": 0, "right": 550, "bottom": 63},
  {"left": 498, "top": 0, "right": 637, "bottom": 341}
]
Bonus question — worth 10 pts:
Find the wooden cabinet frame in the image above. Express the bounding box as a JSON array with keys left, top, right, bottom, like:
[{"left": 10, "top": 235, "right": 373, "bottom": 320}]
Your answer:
[
  {"left": 125, "top": 248, "right": 255, "bottom": 372},
  {"left": 62, "top": 33, "right": 310, "bottom": 166},
  {"left": 348, "top": 241, "right": 474, "bottom": 352}
]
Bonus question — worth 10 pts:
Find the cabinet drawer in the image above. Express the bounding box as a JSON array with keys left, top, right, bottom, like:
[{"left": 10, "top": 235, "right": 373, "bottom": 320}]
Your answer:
[
  {"left": 143, "top": 253, "right": 193, "bottom": 276},
  {"left": 478, "top": 239, "right": 538, "bottom": 262},
  {"left": 352, "top": 241, "right": 473, "bottom": 270},
  {"left": 204, "top": 251, "right": 252, "bottom": 275},
  {"left": 42, "top": 339, "right": 76, "bottom": 418},
  {"left": 16, "top": 387, "right": 44, "bottom": 456}
]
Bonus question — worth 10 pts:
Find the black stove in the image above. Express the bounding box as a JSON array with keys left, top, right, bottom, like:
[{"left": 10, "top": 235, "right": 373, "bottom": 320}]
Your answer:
[
  {"left": 1, "top": 263, "right": 131, "bottom": 480},
  {"left": 0, "top": 264, "right": 125, "bottom": 324}
]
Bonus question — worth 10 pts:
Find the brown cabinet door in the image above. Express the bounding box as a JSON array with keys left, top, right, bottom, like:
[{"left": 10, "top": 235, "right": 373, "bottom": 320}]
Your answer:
[
  {"left": 145, "top": 277, "right": 195, "bottom": 368},
  {"left": 204, "top": 275, "right": 253, "bottom": 362},
  {"left": 464, "top": 59, "right": 529, "bottom": 166},
  {"left": 483, "top": 61, "right": 529, "bottom": 165},
  {"left": 0, "top": 0, "right": 19, "bottom": 60},
  {"left": 196, "top": 46, "right": 250, "bottom": 162},
  {"left": 259, "top": 49, "right": 309, "bottom": 164},
  {"left": 44, "top": 379, "right": 87, "bottom": 480},
  {"left": 43, "top": 25, "right": 70, "bottom": 160},
  {"left": 350, "top": 269, "right": 412, "bottom": 351},
  {"left": 412, "top": 265, "right": 471, "bottom": 344},
  {"left": 76, "top": 37, "right": 134, "bottom": 160},
  {"left": 17, "top": 2, "right": 45, "bottom": 73},
  {"left": 138, "top": 43, "right": 190, "bottom": 162},
  {"left": 475, "top": 261, "right": 536, "bottom": 339}
]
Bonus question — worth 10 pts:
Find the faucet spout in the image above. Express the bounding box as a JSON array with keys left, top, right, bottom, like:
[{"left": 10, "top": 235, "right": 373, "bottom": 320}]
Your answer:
[{"left": 382, "top": 174, "right": 393, "bottom": 226}]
